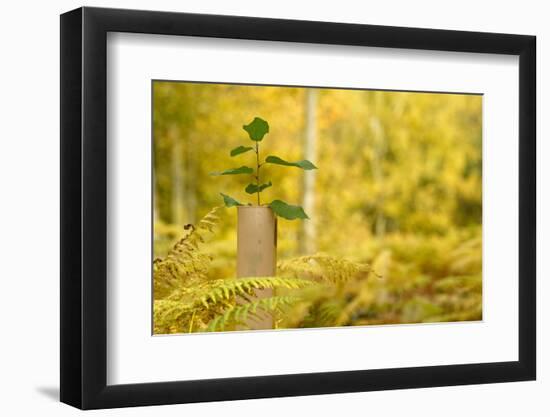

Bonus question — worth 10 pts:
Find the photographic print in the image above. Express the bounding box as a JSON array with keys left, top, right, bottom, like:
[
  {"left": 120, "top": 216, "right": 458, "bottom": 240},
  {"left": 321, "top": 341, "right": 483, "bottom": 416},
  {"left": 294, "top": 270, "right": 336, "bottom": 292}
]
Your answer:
[
  {"left": 152, "top": 81, "right": 482, "bottom": 335},
  {"left": 60, "top": 9, "right": 536, "bottom": 407}
]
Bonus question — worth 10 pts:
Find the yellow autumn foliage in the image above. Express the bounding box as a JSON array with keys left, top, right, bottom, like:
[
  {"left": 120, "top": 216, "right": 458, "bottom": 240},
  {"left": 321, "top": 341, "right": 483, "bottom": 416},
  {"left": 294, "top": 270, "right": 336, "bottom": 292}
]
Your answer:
[{"left": 153, "top": 82, "right": 482, "bottom": 333}]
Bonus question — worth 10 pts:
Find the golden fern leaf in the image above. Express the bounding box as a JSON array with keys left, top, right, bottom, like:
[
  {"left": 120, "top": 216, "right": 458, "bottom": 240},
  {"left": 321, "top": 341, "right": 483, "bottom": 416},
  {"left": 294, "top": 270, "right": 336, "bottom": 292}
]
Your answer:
[
  {"left": 207, "top": 296, "right": 298, "bottom": 332},
  {"left": 170, "top": 276, "right": 316, "bottom": 309},
  {"left": 156, "top": 276, "right": 317, "bottom": 333},
  {"left": 153, "top": 299, "right": 193, "bottom": 334},
  {"left": 278, "top": 254, "right": 373, "bottom": 283},
  {"left": 154, "top": 206, "right": 222, "bottom": 299}
]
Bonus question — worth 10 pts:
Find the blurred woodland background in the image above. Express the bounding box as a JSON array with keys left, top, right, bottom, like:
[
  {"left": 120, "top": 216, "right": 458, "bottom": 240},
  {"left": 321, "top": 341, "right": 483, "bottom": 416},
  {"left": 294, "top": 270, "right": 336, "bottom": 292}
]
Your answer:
[{"left": 153, "top": 81, "right": 483, "bottom": 333}]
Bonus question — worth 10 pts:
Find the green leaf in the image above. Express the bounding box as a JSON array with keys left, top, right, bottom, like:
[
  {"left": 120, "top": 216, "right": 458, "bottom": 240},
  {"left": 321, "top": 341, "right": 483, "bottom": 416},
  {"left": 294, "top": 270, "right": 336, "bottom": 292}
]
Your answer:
[
  {"left": 220, "top": 193, "right": 242, "bottom": 207},
  {"left": 243, "top": 117, "right": 269, "bottom": 142},
  {"left": 245, "top": 181, "right": 272, "bottom": 194},
  {"left": 210, "top": 166, "right": 254, "bottom": 176},
  {"left": 230, "top": 145, "right": 254, "bottom": 157},
  {"left": 269, "top": 200, "right": 309, "bottom": 220},
  {"left": 265, "top": 155, "right": 317, "bottom": 170}
]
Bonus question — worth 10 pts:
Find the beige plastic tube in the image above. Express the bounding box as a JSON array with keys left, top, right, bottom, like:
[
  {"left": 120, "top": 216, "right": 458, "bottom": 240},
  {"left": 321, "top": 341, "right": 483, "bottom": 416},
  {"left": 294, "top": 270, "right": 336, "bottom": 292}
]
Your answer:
[{"left": 237, "top": 206, "right": 277, "bottom": 329}]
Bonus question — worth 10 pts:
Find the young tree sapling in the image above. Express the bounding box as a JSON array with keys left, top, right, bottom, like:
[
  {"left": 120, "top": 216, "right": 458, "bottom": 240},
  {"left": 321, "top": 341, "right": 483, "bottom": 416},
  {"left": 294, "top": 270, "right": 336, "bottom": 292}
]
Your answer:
[{"left": 210, "top": 117, "right": 317, "bottom": 220}]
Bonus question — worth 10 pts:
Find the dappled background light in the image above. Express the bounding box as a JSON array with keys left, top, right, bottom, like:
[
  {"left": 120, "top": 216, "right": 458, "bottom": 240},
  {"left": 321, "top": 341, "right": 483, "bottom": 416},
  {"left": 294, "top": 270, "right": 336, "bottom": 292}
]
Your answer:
[{"left": 153, "top": 81, "right": 482, "bottom": 332}]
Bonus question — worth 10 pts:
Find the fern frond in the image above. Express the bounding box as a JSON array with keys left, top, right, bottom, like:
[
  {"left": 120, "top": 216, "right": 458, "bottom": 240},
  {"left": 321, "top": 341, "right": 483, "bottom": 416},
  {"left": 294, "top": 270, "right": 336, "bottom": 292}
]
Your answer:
[
  {"left": 154, "top": 276, "right": 317, "bottom": 333},
  {"left": 278, "top": 254, "right": 373, "bottom": 283},
  {"left": 153, "top": 299, "right": 194, "bottom": 334},
  {"left": 153, "top": 208, "right": 389, "bottom": 333},
  {"left": 191, "top": 276, "right": 316, "bottom": 309},
  {"left": 154, "top": 206, "right": 223, "bottom": 299},
  {"left": 207, "top": 296, "right": 298, "bottom": 332}
]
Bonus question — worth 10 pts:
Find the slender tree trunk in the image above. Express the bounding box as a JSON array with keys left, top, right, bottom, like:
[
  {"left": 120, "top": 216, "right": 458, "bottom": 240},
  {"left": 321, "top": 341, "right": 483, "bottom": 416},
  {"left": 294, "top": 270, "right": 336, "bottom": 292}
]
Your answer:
[
  {"left": 153, "top": 168, "right": 159, "bottom": 223},
  {"left": 370, "top": 93, "right": 387, "bottom": 237},
  {"left": 185, "top": 132, "right": 198, "bottom": 224},
  {"left": 170, "top": 126, "right": 184, "bottom": 225},
  {"left": 300, "top": 88, "right": 318, "bottom": 254}
]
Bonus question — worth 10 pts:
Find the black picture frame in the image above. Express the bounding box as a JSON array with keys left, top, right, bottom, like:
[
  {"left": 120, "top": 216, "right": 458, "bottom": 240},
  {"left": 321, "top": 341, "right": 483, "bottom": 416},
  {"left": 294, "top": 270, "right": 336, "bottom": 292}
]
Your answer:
[{"left": 60, "top": 6, "right": 536, "bottom": 410}]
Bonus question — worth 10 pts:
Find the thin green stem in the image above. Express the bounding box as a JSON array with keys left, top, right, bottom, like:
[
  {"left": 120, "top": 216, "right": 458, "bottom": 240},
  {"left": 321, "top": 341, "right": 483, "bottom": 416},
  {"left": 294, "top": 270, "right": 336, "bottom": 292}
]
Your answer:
[
  {"left": 255, "top": 142, "right": 261, "bottom": 205},
  {"left": 188, "top": 310, "right": 196, "bottom": 333}
]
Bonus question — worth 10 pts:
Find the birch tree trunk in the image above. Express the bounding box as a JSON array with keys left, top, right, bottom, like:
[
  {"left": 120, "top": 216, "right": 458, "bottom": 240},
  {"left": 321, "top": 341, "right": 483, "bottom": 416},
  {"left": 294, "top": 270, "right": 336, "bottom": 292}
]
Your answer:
[
  {"left": 170, "top": 126, "right": 184, "bottom": 225},
  {"left": 300, "top": 88, "right": 318, "bottom": 254},
  {"left": 185, "top": 132, "right": 198, "bottom": 225},
  {"left": 153, "top": 169, "right": 159, "bottom": 224},
  {"left": 370, "top": 93, "right": 387, "bottom": 237}
]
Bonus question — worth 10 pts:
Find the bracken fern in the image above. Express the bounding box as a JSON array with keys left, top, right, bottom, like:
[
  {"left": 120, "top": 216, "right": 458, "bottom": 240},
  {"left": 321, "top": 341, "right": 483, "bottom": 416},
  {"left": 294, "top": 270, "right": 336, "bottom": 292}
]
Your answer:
[
  {"left": 278, "top": 254, "right": 375, "bottom": 283},
  {"left": 207, "top": 296, "right": 299, "bottom": 332},
  {"left": 153, "top": 207, "right": 378, "bottom": 334}
]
